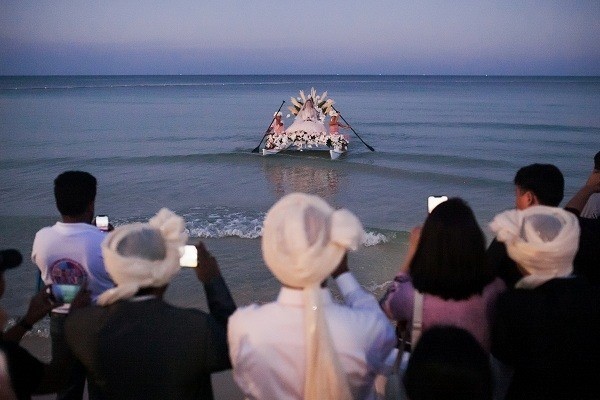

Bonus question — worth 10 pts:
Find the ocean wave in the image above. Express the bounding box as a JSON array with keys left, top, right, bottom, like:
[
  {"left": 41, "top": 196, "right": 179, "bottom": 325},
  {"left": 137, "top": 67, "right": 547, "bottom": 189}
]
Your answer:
[
  {"left": 181, "top": 208, "right": 396, "bottom": 244},
  {"left": 186, "top": 211, "right": 264, "bottom": 239},
  {"left": 363, "top": 121, "right": 599, "bottom": 134},
  {"left": 363, "top": 231, "right": 390, "bottom": 246},
  {"left": 365, "top": 280, "right": 394, "bottom": 293}
]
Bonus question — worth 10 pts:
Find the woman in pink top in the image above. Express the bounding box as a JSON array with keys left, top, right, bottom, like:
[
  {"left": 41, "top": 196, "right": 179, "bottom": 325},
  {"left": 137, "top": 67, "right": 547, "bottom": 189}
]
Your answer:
[{"left": 380, "top": 198, "right": 505, "bottom": 351}]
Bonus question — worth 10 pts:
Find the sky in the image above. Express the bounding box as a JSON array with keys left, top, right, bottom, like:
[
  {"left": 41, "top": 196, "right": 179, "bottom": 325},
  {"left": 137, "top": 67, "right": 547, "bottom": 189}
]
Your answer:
[{"left": 1, "top": 0, "right": 599, "bottom": 75}]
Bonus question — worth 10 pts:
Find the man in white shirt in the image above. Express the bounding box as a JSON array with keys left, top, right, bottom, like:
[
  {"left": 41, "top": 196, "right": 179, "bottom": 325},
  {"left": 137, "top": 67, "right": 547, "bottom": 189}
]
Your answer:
[
  {"left": 228, "top": 193, "right": 396, "bottom": 400},
  {"left": 31, "top": 171, "right": 114, "bottom": 400}
]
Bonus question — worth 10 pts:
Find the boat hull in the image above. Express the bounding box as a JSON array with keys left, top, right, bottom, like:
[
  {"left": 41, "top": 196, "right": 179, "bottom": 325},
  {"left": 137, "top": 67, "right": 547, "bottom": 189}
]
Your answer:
[{"left": 262, "top": 143, "right": 346, "bottom": 160}]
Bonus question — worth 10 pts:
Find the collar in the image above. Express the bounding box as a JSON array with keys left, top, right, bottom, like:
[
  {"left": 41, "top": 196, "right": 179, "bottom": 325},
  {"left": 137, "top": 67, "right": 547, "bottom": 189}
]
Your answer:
[{"left": 277, "top": 287, "right": 333, "bottom": 307}]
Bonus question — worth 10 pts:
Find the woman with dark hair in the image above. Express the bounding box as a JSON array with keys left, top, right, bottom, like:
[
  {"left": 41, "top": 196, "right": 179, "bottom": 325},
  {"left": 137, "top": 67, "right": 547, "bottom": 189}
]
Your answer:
[{"left": 380, "top": 198, "right": 505, "bottom": 351}]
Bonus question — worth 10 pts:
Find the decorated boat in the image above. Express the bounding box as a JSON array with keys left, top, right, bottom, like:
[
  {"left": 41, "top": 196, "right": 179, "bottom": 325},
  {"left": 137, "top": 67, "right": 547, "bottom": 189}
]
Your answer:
[{"left": 261, "top": 88, "right": 349, "bottom": 160}]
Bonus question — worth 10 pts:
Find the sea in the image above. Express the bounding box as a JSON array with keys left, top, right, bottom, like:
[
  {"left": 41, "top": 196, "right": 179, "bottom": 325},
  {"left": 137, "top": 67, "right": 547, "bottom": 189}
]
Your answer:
[{"left": 1, "top": 75, "right": 599, "bottom": 339}]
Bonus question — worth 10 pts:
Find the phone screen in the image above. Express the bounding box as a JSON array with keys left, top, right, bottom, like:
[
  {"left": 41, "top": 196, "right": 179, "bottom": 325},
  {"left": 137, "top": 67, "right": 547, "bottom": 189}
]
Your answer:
[
  {"left": 180, "top": 245, "right": 198, "bottom": 267},
  {"left": 96, "top": 215, "right": 109, "bottom": 231},
  {"left": 51, "top": 284, "right": 81, "bottom": 303},
  {"left": 427, "top": 196, "right": 448, "bottom": 213}
]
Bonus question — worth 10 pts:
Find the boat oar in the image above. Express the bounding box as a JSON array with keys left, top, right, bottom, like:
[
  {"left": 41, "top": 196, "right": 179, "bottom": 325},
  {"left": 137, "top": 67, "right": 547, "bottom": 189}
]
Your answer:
[
  {"left": 251, "top": 100, "right": 285, "bottom": 153},
  {"left": 332, "top": 106, "right": 375, "bottom": 152}
]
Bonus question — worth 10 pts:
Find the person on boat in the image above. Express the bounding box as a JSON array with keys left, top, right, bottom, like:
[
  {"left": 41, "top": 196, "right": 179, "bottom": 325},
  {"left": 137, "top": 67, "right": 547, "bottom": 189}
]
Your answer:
[
  {"left": 269, "top": 112, "right": 285, "bottom": 135},
  {"left": 329, "top": 111, "right": 348, "bottom": 135},
  {"left": 285, "top": 97, "right": 327, "bottom": 138},
  {"left": 297, "top": 98, "right": 318, "bottom": 122}
]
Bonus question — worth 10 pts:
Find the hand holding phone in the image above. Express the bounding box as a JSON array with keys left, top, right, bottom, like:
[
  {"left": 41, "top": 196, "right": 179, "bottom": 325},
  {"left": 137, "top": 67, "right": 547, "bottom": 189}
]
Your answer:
[{"left": 194, "top": 242, "right": 222, "bottom": 284}]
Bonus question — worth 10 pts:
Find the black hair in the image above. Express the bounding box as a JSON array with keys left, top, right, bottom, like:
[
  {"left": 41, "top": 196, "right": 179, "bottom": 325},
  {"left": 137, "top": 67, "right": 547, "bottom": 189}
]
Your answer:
[
  {"left": 513, "top": 163, "right": 564, "bottom": 206},
  {"left": 403, "top": 326, "right": 492, "bottom": 400},
  {"left": 54, "top": 171, "right": 97, "bottom": 216},
  {"left": 594, "top": 151, "right": 600, "bottom": 170},
  {"left": 409, "top": 198, "right": 493, "bottom": 300}
]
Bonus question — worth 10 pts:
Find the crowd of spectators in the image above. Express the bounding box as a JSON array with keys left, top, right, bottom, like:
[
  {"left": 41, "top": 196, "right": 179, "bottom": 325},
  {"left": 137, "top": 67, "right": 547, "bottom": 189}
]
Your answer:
[{"left": 1, "top": 155, "right": 599, "bottom": 399}]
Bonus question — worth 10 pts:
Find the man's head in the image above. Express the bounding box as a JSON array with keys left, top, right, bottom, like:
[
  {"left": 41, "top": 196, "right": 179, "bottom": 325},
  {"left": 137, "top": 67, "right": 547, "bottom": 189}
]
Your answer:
[
  {"left": 513, "top": 164, "right": 564, "bottom": 209},
  {"left": 96, "top": 208, "right": 187, "bottom": 306},
  {"left": 594, "top": 151, "right": 600, "bottom": 171},
  {"left": 54, "top": 171, "right": 97, "bottom": 219},
  {"left": 404, "top": 326, "right": 492, "bottom": 400},
  {"left": 261, "top": 192, "right": 364, "bottom": 289},
  {"left": 489, "top": 205, "right": 579, "bottom": 288}
]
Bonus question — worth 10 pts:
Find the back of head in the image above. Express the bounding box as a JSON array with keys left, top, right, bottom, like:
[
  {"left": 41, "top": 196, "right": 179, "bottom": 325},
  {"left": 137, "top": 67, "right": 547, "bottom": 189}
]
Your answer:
[
  {"left": 594, "top": 151, "right": 600, "bottom": 170},
  {"left": 54, "top": 171, "right": 97, "bottom": 216},
  {"left": 97, "top": 208, "right": 187, "bottom": 306},
  {"left": 513, "top": 164, "right": 564, "bottom": 206},
  {"left": 262, "top": 192, "right": 364, "bottom": 288},
  {"left": 489, "top": 205, "right": 580, "bottom": 288},
  {"left": 410, "top": 198, "right": 492, "bottom": 300},
  {"left": 403, "top": 326, "right": 492, "bottom": 400},
  {"left": 0, "top": 249, "right": 23, "bottom": 272}
]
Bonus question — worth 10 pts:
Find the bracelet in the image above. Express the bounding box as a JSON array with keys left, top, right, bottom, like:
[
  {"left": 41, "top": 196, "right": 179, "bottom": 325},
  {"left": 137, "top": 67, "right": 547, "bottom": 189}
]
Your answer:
[{"left": 17, "top": 318, "right": 33, "bottom": 331}]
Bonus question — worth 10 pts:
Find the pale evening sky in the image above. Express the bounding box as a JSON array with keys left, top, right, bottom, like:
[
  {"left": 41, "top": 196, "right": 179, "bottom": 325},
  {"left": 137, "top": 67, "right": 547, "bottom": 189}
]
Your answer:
[{"left": 1, "top": 0, "right": 599, "bottom": 75}]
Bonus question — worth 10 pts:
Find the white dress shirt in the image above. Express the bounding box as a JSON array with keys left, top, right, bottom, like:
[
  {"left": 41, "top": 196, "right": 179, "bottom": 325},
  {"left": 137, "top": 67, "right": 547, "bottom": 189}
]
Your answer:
[{"left": 228, "top": 272, "right": 396, "bottom": 400}]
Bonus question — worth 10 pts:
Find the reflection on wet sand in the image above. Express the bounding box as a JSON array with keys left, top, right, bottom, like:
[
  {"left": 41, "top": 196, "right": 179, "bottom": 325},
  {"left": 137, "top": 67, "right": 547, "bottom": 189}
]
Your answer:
[{"left": 263, "top": 158, "right": 343, "bottom": 202}]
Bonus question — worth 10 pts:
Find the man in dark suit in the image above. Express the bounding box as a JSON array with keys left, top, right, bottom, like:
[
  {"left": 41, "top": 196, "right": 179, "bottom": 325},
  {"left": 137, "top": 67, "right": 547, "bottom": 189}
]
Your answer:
[{"left": 65, "top": 209, "right": 236, "bottom": 400}]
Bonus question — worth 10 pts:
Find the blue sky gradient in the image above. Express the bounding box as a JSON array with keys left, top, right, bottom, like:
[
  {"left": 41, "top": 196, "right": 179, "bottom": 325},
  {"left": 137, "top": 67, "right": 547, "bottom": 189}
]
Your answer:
[{"left": 1, "top": 1, "right": 599, "bottom": 75}]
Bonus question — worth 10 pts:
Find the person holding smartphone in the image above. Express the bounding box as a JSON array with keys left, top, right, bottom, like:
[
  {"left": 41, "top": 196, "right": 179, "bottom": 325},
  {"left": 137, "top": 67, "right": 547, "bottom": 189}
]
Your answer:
[
  {"left": 31, "top": 171, "right": 115, "bottom": 400},
  {"left": 64, "top": 209, "right": 236, "bottom": 399},
  {"left": 0, "top": 248, "right": 79, "bottom": 399},
  {"left": 380, "top": 198, "right": 505, "bottom": 353}
]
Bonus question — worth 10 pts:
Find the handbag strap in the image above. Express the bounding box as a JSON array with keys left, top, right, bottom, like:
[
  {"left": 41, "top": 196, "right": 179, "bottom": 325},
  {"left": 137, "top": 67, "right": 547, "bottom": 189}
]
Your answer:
[{"left": 411, "top": 290, "right": 424, "bottom": 348}]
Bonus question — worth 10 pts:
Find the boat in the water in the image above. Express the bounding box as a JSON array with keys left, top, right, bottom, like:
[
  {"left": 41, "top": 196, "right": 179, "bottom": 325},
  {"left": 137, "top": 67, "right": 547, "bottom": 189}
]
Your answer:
[{"left": 260, "top": 88, "right": 349, "bottom": 160}]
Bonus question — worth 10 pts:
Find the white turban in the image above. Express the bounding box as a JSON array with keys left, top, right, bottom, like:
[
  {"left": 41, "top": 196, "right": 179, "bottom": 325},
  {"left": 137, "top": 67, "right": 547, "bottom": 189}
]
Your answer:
[
  {"left": 262, "top": 193, "right": 364, "bottom": 400},
  {"left": 489, "top": 206, "right": 579, "bottom": 289},
  {"left": 97, "top": 208, "right": 188, "bottom": 306}
]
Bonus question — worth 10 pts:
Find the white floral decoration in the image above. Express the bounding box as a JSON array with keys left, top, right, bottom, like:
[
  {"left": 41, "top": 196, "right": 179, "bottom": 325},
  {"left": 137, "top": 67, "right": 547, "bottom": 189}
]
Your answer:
[{"left": 287, "top": 87, "right": 335, "bottom": 118}]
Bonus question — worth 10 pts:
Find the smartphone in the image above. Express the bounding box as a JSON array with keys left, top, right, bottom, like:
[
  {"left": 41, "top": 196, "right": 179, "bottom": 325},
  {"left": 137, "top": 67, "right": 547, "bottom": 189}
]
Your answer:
[
  {"left": 95, "top": 215, "right": 109, "bottom": 231},
  {"left": 427, "top": 195, "right": 448, "bottom": 213},
  {"left": 50, "top": 284, "right": 81, "bottom": 303},
  {"left": 179, "top": 245, "right": 198, "bottom": 267}
]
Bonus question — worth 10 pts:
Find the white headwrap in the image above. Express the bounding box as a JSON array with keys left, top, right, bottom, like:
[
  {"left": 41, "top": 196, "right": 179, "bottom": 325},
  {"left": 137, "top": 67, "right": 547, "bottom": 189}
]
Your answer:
[
  {"left": 489, "top": 206, "right": 580, "bottom": 289},
  {"left": 262, "top": 193, "right": 364, "bottom": 400},
  {"left": 97, "top": 208, "right": 188, "bottom": 305}
]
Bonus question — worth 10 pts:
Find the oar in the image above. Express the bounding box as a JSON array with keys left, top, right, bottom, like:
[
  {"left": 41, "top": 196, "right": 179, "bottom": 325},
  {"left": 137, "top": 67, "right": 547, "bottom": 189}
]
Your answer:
[
  {"left": 251, "top": 100, "right": 285, "bottom": 153},
  {"left": 332, "top": 106, "right": 375, "bottom": 152}
]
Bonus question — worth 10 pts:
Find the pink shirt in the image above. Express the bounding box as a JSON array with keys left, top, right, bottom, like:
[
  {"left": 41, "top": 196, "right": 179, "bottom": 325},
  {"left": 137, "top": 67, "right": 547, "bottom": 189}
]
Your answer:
[
  {"left": 271, "top": 120, "right": 285, "bottom": 134},
  {"left": 381, "top": 273, "right": 506, "bottom": 351}
]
